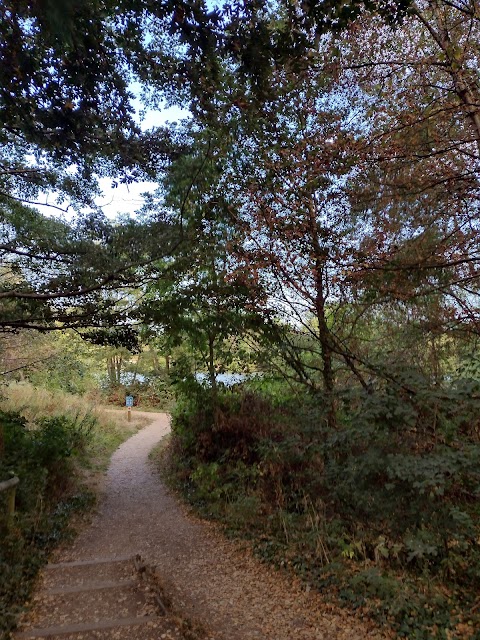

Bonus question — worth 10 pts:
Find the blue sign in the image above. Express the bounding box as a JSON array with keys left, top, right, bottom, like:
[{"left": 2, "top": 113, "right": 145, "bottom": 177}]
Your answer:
[{"left": 126, "top": 395, "right": 134, "bottom": 407}]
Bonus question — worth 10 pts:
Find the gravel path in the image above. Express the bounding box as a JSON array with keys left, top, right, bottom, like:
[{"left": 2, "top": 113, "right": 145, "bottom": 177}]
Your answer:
[{"left": 49, "top": 412, "right": 391, "bottom": 640}]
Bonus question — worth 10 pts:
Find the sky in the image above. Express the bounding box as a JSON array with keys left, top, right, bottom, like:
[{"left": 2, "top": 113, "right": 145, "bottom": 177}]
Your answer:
[
  {"left": 34, "top": 102, "right": 190, "bottom": 220},
  {"left": 95, "top": 103, "right": 190, "bottom": 218}
]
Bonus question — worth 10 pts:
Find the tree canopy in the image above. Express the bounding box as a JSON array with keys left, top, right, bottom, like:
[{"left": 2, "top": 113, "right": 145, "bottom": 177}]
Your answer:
[{"left": 2, "top": 0, "right": 480, "bottom": 376}]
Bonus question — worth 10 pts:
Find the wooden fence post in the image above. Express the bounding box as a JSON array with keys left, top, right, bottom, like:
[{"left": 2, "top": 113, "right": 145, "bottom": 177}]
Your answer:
[{"left": 0, "top": 476, "right": 20, "bottom": 521}]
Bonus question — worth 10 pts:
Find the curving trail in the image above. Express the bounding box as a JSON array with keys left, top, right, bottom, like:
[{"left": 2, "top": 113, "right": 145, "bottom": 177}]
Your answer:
[{"left": 35, "top": 412, "right": 390, "bottom": 640}]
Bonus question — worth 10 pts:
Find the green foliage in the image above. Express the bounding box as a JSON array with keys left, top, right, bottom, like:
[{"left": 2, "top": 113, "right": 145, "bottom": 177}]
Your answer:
[
  {"left": 0, "top": 206, "right": 179, "bottom": 333},
  {"left": 0, "top": 409, "right": 95, "bottom": 507},
  {"left": 37, "top": 413, "right": 95, "bottom": 458},
  {"left": 84, "top": 327, "right": 141, "bottom": 354},
  {"left": 29, "top": 354, "right": 92, "bottom": 395},
  {"left": 0, "top": 409, "right": 98, "bottom": 638},
  {"left": 456, "top": 352, "right": 480, "bottom": 382},
  {"left": 164, "top": 377, "right": 480, "bottom": 638}
]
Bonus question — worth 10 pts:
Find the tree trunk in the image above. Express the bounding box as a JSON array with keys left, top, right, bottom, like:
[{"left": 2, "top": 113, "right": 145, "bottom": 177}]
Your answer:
[
  {"left": 307, "top": 200, "right": 337, "bottom": 428},
  {"left": 132, "top": 354, "right": 141, "bottom": 384},
  {"left": 413, "top": 2, "right": 480, "bottom": 156},
  {"left": 107, "top": 354, "right": 123, "bottom": 385},
  {"left": 107, "top": 356, "right": 115, "bottom": 385},
  {"left": 208, "top": 333, "right": 217, "bottom": 394}
]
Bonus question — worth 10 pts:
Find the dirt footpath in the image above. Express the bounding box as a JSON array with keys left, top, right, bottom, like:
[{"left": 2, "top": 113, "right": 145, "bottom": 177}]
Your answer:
[{"left": 24, "top": 412, "right": 391, "bottom": 640}]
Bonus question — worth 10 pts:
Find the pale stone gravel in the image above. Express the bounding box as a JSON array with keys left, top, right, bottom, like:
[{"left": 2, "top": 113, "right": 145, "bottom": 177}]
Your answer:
[{"left": 47, "top": 412, "right": 392, "bottom": 640}]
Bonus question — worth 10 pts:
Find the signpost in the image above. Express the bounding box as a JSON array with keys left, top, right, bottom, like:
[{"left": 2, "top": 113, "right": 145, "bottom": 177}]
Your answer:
[{"left": 126, "top": 395, "right": 134, "bottom": 421}]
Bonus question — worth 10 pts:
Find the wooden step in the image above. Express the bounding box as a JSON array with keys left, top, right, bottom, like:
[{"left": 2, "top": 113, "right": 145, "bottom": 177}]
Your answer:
[
  {"left": 44, "top": 557, "right": 134, "bottom": 570},
  {"left": 41, "top": 558, "right": 134, "bottom": 592},
  {"left": 15, "top": 556, "right": 184, "bottom": 640},
  {"left": 15, "top": 615, "right": 160, "bottom": 638},
  {"left": 23, "top": 582, "right": 147, "bottom": 629},
  {"left": 44, "top": 579, "right": 136, "bottom": 596}
]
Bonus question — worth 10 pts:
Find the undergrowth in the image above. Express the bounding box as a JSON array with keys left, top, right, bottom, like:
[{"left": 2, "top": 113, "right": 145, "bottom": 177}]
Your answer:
[
  {"left": 159, "top": 376, "right": 480, "bottom": 640},
  {"left": 0, "top": 383, "right": 141, "bottom": 639}
]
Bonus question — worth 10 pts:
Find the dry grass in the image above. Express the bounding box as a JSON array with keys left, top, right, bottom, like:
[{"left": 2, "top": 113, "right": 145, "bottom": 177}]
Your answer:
[
  {"left": 1, "top": 381, "right": 111, "bottom": 427},
  {"left": 0, "top": 382, "right": 154, "bottom": 472}
]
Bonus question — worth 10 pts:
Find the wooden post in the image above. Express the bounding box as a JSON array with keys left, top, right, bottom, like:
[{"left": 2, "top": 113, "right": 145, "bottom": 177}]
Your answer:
[
  {"left": 0, "top": 476, "right": 19, "bottom": 521},
  {"left": 126, "top": 396, "right": 133, "bottom": 422},
  {"left": 7, "top": 485, "right": 16, "bottom": 517}
]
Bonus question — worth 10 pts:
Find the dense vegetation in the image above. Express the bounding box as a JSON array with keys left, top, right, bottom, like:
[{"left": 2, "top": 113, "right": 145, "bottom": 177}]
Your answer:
[
  {"left": 2, "top": 1, "right": 480, "bottom": 638},
  {"left": 165, "top": 373, "right": 480, "bottom": 639}
]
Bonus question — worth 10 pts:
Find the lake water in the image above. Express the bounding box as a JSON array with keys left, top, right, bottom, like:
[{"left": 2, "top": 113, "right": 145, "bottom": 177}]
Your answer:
[
  {"left": 114, "top": 371, "right": 256, "bottom": 388},
  {"left": 194, "top": 372, "right": 249, "bottom": 387}
]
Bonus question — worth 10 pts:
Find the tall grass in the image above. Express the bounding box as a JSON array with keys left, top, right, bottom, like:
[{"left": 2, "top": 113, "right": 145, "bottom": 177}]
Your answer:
[
  {"left": 0, "top": 381, "right": 148, "bottom": 470},
  {"left": 1, "top": 381, "right": 111, "bottom": 427}
]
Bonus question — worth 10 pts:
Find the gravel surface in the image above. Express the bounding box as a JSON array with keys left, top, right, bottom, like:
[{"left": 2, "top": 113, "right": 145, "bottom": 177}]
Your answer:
[{"left": 47, "top": 412, "right": 392, "bottom": 640}]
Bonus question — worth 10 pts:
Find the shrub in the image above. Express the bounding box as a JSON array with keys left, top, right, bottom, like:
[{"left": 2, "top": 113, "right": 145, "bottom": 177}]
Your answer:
[
  {"left": 165, "top": 375, "right": 480, "bottom": 638},
  {"left": 0, "top": 403, "right": 102, "bottom": 639}
]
